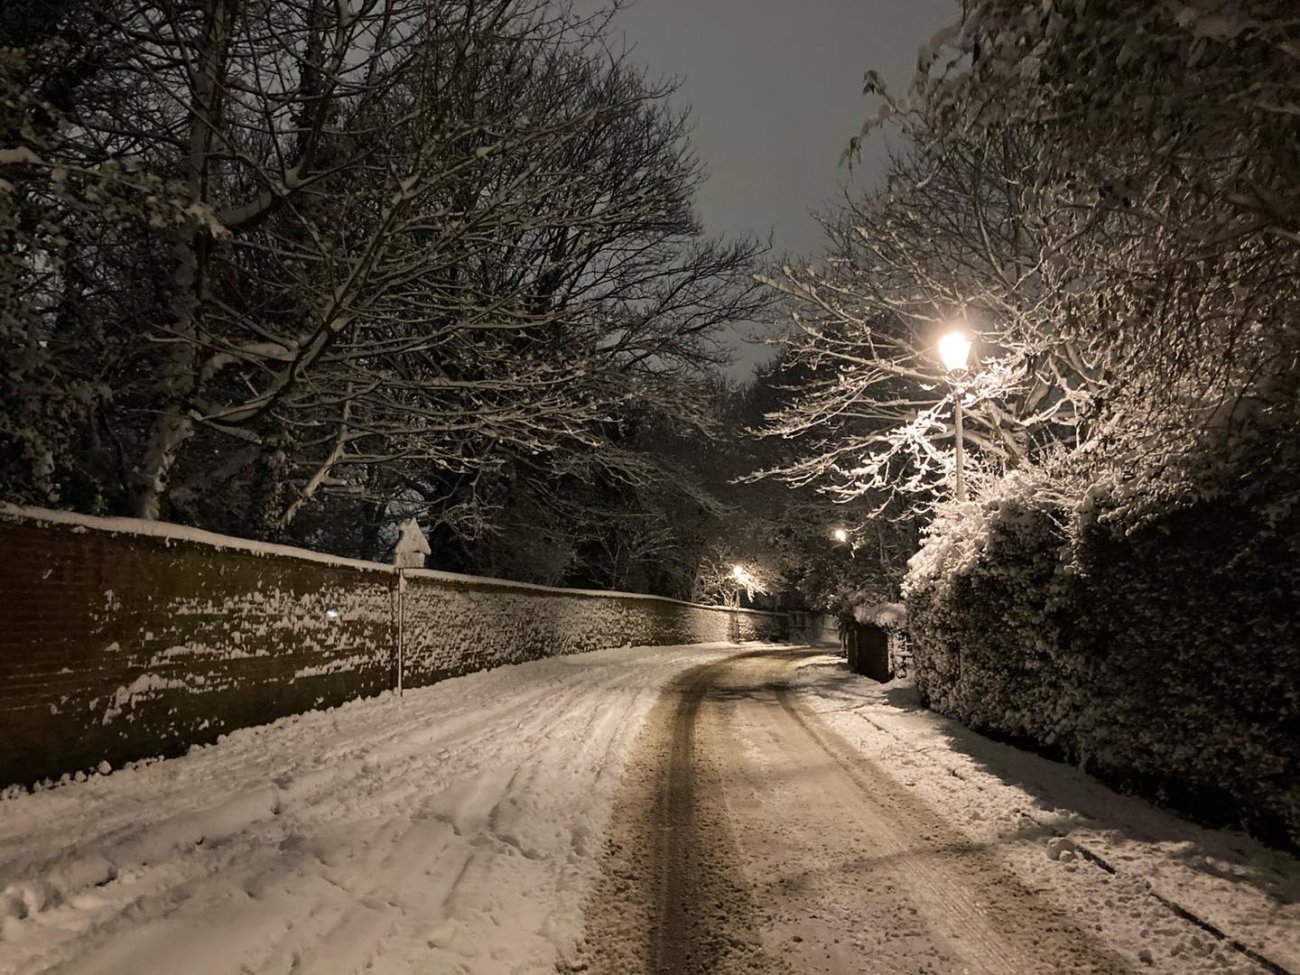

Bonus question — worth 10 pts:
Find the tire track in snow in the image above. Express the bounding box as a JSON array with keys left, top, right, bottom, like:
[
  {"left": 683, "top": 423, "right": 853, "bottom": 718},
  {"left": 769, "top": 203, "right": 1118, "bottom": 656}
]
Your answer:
[
  {"left": 0, "top": 643, "right": 746, "bottom": 975},
  {"left": 788, "top": 656, "right": 1297, "bottom": 975},
  {"left": 766, "top": 664, "right": 1129, "bottom": 972},
  {"left": 578, "top": 647, "right": 1135, "bottom": 974},
  {"left": 580, "top": 649, "right": 799, "bottom": 974}
]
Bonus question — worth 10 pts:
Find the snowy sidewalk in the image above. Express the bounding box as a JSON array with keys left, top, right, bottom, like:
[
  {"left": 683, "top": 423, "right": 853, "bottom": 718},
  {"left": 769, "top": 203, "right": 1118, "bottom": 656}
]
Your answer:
[
  {"left": 788, "top": 658, "right": 1300, "bottom": 974},
  {"left": 0, "top": 642, "right": 750, "bottom": 975}
]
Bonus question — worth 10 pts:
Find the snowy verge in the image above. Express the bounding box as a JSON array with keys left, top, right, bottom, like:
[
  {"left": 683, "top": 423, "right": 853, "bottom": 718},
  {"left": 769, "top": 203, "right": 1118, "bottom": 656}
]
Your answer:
[
  {"left": 788, "top": 657, "right": 1300, "bottom": 974},
  {"left": 0, "top": 642, "right": 760, "bottom": 975}
]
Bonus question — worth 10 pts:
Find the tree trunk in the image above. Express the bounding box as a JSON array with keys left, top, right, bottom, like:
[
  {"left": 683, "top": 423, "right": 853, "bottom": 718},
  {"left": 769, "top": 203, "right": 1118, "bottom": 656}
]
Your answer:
[{"left": 132, "top": 0, "right": 236, "bottom": 519}]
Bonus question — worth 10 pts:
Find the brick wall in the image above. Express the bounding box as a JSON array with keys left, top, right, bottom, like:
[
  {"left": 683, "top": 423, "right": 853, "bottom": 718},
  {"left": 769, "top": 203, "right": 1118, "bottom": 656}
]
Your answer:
[
  {"left": 786, "top": 611, "right": 837, "bottom": 646},
  {"left": 398, "top": 573, "right": 787, "bottom": 684},
  {"left": 0, "top": 506, "right": 788, "bottom": 786}
]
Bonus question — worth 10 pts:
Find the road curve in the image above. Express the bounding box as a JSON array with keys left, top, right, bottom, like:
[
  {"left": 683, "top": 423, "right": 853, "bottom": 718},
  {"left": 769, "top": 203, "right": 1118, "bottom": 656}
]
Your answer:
[{"left": 575, "top": 647, "right": 1133, "bottom": 975}]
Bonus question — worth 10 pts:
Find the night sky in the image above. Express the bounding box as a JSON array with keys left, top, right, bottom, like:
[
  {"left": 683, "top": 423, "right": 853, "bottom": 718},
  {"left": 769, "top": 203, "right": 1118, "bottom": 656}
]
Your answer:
[{"left": 597, "top": 0, "right": 958, "bottom": 376}]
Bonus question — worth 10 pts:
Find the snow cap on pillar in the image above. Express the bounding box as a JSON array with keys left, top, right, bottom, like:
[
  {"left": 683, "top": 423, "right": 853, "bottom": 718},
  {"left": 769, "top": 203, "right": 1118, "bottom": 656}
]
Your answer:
[{"left": 393, "top": 518, "right": 431, "bottom": 568}]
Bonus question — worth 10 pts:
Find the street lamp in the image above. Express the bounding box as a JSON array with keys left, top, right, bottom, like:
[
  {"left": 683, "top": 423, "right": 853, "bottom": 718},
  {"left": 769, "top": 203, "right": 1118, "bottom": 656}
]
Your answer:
[
  {"left": 830, "top": 526, "right": 856, "bottom": 560},
  {"left": 731, "top": 564, "right": 751, "bottom": 608},
  {"left": 938, "top": 330, "right": 972, "bottom": 502}
]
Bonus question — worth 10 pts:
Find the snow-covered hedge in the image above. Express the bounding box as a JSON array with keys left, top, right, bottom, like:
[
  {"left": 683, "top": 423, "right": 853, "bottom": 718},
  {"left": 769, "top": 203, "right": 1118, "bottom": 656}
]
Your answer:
[{"left": 905, "top": 466, "right": 1300, "bottom": 847}]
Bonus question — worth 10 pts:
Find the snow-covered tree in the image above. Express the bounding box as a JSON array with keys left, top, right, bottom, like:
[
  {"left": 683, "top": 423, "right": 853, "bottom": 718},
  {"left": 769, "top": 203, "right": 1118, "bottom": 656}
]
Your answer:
[
  {"left": 752, "top": 127, "right": 1096, "bottom": 513},
  {"left": 893, "top": 0, "right": 1300, "bottom": 470},
  {"left": 0, "top": 0, "right": 767, "bottom": 553},
  {"left": 754, "top": 0, "right": 1300, "bottom": 517}
]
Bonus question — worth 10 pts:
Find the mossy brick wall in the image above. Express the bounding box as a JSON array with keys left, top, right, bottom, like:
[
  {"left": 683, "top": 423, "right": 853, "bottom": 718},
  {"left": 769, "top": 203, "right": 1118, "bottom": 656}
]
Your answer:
[
  {"left": 0, "top": 507, "right": 789, "bottom": 786},
  {"left": 399, "top": 575, "right": 786, "bottom": 685},
  {"left": 0, "top": 514, "right": 398, "bottom": 787}
]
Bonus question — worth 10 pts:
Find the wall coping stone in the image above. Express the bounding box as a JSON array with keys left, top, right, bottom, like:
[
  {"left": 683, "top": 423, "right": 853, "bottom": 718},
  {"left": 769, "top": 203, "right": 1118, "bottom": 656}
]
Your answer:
[{"left": 0, "top": 503, "right": 777, "bottom": 615}]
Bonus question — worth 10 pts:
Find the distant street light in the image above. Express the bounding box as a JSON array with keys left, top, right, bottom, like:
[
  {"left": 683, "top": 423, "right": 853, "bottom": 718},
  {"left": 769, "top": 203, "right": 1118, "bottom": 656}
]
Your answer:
[
  {"left": 938, "top": 330, "right": 972, "bottom": 502},
  {"left": 831, "top": 526, "right": 856, "bottom": 559},
  {"left": 731, "top": 564, "right": 751, "bottom": 608}
]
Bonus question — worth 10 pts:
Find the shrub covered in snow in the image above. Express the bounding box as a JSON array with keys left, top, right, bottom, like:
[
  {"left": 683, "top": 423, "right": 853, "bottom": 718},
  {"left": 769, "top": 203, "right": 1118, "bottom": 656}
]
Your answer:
[
  {"left": 854, "top": 601, "right": 906, "bottom": 630},
  {"left": 905, "top": 454, "right": 1300, "bottom": 848}
]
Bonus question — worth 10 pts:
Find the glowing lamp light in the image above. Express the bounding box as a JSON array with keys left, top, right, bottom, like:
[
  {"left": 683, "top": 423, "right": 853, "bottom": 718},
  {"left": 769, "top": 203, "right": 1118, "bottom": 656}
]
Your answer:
[
  {"left": 938, "top": 331, "right": 972, "bottom": 373},
  {"left": 325, "top": 609, "right": 341, "bottom": 621},
  {"left": 730, "top": 564, "right": 754, "bottom": 609},
  {"left": 832, "top": 528, "right": 849, "bottom": 543}
]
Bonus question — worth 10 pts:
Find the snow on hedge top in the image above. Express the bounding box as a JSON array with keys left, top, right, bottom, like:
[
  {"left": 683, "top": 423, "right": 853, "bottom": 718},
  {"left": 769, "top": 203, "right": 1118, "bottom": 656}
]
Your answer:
[{"left": 904, "top": 469, "right": 1064, "bottom": 597}]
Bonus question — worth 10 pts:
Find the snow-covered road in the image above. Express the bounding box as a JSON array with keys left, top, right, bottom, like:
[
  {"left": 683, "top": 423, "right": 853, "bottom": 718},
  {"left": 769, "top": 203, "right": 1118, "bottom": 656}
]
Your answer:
[
  {"left": 0, "top": 643, "right": 749, "bottom": 975},
  {"left": 579, "top": 649, "right": 1300, "bottom": 974},
  {"left": 2, "top": 643, "right": 1298, "bottom": 974}
]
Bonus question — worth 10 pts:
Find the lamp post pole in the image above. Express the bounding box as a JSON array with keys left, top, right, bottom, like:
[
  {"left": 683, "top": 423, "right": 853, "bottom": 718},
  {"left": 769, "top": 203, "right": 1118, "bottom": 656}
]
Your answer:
[
  {"left": 938, "top": 330, "right": 973, "bottom": 503},
  {"left": 952, "top": 383, "right": 966, "bottom": 502}
]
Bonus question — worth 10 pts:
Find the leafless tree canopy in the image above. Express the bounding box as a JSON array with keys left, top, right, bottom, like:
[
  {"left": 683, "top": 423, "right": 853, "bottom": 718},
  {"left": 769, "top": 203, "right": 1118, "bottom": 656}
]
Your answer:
[
  {"left": 1, "top": 0, "right": 769, "bottom": 577},
  {"left": 752, "top": 0, "right": 1300, "bottom": 519}
]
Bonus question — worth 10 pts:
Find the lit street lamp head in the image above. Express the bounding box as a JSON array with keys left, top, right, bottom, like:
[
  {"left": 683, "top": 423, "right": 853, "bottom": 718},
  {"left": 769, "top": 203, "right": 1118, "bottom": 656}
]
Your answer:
[
  {"left": 938, "top": 331, "right": 973, "bottom": 373},
  {"left": 832, "top": 528, "right": 849, "bottom": 543}
]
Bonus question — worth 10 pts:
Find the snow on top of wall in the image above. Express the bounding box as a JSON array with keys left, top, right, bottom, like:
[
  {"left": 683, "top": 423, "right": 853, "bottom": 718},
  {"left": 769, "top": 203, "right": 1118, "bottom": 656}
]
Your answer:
[
  {"left": 1, "top": 503, "right": 387, "bottom": 574},
  {"left": 402, "top": 566, "right": 777, "bottom": 613},
  {"left": 1, "top": 503, "right": 780, "bottom": 616},
  {"left": 855, "top": 602, "right": 907, "bottom": 628}
]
